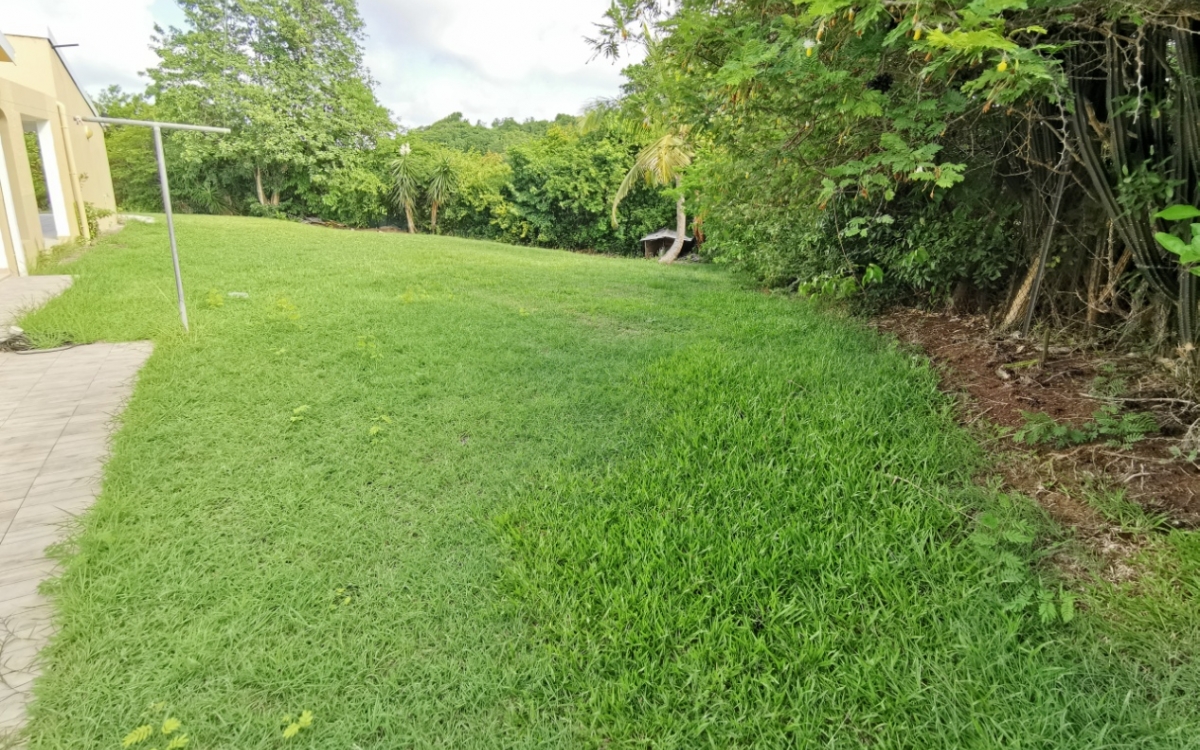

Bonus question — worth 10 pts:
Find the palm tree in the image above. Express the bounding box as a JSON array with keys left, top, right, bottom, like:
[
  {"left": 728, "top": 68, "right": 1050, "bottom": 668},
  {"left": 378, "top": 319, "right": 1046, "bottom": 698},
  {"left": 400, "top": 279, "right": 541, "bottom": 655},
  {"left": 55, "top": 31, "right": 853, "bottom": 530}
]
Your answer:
[
  {"left": 612, "top": 127, "right": 693, "bottom": 263},
  {"left": 390, "top": 144, "right": 419, "bottom": 233},
  {"left": 426, "top": 155, "right": 458, "bottom": 234}
]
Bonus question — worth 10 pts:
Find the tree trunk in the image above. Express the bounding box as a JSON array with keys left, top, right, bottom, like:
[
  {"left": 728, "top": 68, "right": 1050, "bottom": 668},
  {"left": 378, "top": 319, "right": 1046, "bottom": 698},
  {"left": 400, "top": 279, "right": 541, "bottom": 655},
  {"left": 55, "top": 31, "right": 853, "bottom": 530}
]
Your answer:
[
  {"left": 270, "top": 188, "right": 280, "bottom": 206},
  {"left": 951, "top": 280, "right": 975, "bottom": 315},
  {"left": 431, "top": 202, "right": 439, "bottom": 233},
  {"left": 404, "top": 203, "right": 416, "bottom": 234},
  {"left": 1085, "top": 228, "right": 1106, "bottom": 328},
  {"left": 255, "top": 166, "right": 267, "bottom": 205},
  {"left": 1001, "top": 256, "right": 1041, "bottom": 330},
  {"left": 659, "top": 178, "right": 687, "bottom": 264}
]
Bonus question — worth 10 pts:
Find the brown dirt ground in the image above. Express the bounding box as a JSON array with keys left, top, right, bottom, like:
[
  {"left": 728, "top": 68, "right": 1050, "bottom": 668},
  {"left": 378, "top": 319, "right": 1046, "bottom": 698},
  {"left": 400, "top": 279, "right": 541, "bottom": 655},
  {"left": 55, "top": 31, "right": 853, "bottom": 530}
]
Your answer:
[{"left": 873, "top": 309, "right": 1200, "bottom": 582}]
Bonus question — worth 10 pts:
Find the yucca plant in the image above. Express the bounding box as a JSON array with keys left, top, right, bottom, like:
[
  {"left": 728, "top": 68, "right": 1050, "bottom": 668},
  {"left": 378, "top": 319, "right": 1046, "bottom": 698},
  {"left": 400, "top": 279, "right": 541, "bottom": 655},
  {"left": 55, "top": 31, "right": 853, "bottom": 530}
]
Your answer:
[
  {"left": 390, "top": 143, "right": 419, "bottom": 234},
  {"left": 426, "top": 155, "right": 459, "bottom": 234}
]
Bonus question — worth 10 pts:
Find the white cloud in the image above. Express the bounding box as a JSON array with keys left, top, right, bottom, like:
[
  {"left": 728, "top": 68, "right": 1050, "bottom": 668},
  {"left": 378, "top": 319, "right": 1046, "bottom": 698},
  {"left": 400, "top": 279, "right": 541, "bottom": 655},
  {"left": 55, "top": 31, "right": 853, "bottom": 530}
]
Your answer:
[
  {"left": 360, "top": 0, "right": 640, "bottom": 126},
  {"left": 6, "top": 0, "right": 639, "bottom": 127},
  {"left": 3, "top": 0, "right": 175, "bottom": 94}
]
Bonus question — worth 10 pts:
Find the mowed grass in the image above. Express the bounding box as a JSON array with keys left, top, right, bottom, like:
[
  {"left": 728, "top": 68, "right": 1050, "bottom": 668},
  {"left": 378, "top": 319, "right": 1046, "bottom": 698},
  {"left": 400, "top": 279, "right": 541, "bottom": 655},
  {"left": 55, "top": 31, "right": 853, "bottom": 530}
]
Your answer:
[{"left": 14, "top": 215, "right": 1200, "bottom": 748}]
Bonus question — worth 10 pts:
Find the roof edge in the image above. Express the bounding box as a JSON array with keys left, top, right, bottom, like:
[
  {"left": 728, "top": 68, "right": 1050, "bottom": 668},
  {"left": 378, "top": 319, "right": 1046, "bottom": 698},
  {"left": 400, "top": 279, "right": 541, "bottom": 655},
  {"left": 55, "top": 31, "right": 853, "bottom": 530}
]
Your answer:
[
  {"left": 0, "top": 29, "right": 16, "bottom": 63},
  {"left": 7, "top": 30, "right": 99, "bottom": 116},
  {"left": 46, "top": 29, "right": 98, "bottom": 116},
  {"left": 639, "top": 228, "right": 695, "bottom": 242}
]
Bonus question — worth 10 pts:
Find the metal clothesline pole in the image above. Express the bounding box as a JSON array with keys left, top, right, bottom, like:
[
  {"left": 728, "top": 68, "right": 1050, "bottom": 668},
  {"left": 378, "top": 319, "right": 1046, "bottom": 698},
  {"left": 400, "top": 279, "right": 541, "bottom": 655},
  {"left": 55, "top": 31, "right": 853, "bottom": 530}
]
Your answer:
[
  {"left": 151, "top": 126, "right": 188, "bottom": 331},
  {"left": 83, "top": 116, "right": 231, "bottom": 332}
]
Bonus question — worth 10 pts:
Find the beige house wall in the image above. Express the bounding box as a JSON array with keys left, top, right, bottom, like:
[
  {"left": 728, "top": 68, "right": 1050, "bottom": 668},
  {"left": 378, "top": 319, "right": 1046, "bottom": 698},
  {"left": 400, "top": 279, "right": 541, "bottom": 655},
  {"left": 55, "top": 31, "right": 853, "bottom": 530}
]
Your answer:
[
  {"left": 0, "top": 34, "right": 117, "bottom": 276},
  {"left": 48, "top": 48, "right": 116, "bottom": 222}
]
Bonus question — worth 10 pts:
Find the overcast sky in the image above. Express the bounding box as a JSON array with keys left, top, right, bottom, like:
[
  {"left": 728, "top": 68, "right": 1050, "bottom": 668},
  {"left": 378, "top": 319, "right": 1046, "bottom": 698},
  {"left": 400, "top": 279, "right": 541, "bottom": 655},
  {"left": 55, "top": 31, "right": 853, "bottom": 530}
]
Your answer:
[{"left": 4, "top": 0, "right": 637, "bottom": 127}]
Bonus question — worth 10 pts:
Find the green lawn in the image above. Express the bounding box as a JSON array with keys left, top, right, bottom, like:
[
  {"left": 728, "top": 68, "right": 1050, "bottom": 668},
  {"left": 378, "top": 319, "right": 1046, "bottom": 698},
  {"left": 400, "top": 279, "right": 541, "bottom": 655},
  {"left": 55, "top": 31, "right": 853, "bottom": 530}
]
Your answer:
[{"left": 16, "top": 215, "right": 1200, "bottom": 748}]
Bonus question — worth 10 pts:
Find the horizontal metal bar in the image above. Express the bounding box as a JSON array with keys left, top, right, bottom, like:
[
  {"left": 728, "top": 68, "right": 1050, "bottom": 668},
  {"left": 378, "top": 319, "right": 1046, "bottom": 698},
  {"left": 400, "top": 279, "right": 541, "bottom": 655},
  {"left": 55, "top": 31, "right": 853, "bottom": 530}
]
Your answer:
[{"left": 82, "top": 116, "right": 231, "bottom": 134}]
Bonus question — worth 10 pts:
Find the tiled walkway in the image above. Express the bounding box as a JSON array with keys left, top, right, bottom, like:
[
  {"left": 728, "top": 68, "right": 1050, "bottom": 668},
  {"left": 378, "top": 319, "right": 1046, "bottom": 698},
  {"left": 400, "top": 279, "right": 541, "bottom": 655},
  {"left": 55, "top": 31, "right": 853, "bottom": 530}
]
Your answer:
[
  {"left": 0, "top": 276, "right": 152, "bottom": 738},
  {"left": 0, "top": 277, "right": 73, "bottom": 330}
]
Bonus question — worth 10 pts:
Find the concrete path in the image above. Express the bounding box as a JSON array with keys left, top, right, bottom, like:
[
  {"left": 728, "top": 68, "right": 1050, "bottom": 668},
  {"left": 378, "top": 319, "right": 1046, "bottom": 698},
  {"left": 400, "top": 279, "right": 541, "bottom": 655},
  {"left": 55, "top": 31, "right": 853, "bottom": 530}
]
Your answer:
[
  {"left": 0, "top": 276, "right": 152, "bottom": 739},
  {"left": 0, "top": 277, "right": 74, "bottom": 332}
]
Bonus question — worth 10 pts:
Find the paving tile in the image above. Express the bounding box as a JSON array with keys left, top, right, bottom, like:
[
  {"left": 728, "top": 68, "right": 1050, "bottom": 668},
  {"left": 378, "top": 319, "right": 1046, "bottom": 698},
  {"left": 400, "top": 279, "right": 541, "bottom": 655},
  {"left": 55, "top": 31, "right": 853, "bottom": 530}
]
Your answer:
[
  {"left": 49, "top": 435, "right": 111, "bottom": 455},
  {"left": 0, "top": 416, "right": 70, "bottom": 436},
  {"left": 0, "top": 444, "right": 60, "bottom": 467},
  {"left": 43, "top": 441, "right": 110, "bottom": 463},
  {"left": 58, "top": 414, "right": 112, "bottom": 438},
  {"left": 0, "top": 429, "right": 63, "bottom": 449},
  {"left": 7, "top": 503, "right": 85, "bottom": 536},
  {"left": 0, "top": 376, "right": 45, "bottom": 391},
  {"left": 6, "top": 402, "right": 79, "bottom": 420},
  {"left": 21, "top": 480, "right": 95, "bottom": 505},
  {"left": 0, "top": 276, "right": 73, "bottom": 328},
  {"left": 0, "top": 538, "right": 55, "bottom": 570},
  {"left": 1, "top": 510, "right": 69, "bottom": 539},
  {"left": 0, "top": 593, "right": 51, "bottom": 627},
  {"left": 0, "top": 332, "right": 150, "bottom": 740},
  {"left": 0, "top": 701, "right": 30, "bottom": 735},
  {"left": 0, "top": 366, "right": 48, "bottom": 381},
  {"left": 0, "top": 641, "right": 43, "bottom": 686},
  {"left": 0, "top": 495, "right": 20, "bottom": 520},
  {"left": 21, "top": 476, "right": 100, "bottom": 502},
  {"left": 0, "top": 476, "right": 37, "bottom": 503},
  {"left": 0, "top": 461, "right": 50, "bottom": 482},
  {"left": 51, "top": 424, "right": 111, "bottom": 442},
  {"left": 0, "top": 362, "right": 55, "bottom": 379},
  {"left": 20, "top": 485, "right": 97, "bottom": 509},
  {"left": 0, "top": 560, "right": 57, "bottom": 590},
  {"left": 0, "top": 577, "right": 43, "bottom": 606}
]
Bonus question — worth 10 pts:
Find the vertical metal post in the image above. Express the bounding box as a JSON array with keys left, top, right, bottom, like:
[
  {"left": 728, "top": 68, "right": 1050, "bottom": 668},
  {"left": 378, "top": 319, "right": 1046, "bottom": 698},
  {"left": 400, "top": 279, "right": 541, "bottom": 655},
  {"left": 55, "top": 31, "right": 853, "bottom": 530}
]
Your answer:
[{"left": 152, "top": 125, "right": 189, "bottom": 332}]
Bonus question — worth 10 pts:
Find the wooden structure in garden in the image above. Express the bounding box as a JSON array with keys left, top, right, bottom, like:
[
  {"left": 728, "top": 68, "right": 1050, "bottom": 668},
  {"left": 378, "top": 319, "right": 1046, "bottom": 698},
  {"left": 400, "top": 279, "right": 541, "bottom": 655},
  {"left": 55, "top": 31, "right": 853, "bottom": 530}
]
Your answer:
[{"left": 639, "top": 228, "right": 694, "bottom": 259}]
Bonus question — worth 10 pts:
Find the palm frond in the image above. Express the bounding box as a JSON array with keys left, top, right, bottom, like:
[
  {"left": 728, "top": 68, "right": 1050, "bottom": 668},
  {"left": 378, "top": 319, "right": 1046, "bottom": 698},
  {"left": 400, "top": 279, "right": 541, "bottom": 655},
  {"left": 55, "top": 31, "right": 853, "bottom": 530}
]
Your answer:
[
  {"left": 578, "top": 98, "right": 621, "bottom": 135},
  {"left": 611, "top": 128, "right": 693, "bottom": 226}
]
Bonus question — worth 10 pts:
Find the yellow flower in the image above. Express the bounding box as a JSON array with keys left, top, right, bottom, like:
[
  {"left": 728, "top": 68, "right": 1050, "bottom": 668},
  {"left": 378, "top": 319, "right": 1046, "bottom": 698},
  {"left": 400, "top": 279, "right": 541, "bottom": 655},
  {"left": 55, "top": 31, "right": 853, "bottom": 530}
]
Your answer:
[{"left": 998, "top": 59, "right": 1009, "bottom": 72}]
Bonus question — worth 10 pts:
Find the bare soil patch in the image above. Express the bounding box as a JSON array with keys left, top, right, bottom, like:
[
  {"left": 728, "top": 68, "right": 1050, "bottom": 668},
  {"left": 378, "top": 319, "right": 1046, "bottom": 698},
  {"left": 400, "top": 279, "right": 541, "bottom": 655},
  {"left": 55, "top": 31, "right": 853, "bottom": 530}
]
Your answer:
[{"left": 874, "top": 309, "right": 1200, "bottom": 580}]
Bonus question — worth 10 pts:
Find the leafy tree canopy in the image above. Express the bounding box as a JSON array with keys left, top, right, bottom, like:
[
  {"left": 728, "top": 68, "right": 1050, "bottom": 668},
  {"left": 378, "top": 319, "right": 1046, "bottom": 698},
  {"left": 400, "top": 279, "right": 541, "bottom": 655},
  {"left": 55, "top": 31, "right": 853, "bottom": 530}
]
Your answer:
[
  {"left": 95, "top": 86, "right": 162, "bottom": 212},
  {"left": 146, "top": 0, "right": 394, "bottom": 215},
  {"left": 411, "top": 112, "right": 575, "bottom": 154}
]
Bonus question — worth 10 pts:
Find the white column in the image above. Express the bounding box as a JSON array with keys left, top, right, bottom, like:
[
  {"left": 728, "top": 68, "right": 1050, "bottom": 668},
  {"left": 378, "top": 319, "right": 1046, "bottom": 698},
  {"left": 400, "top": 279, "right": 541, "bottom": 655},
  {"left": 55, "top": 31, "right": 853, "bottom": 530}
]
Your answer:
[
  {"left": 0, "top": 130, "right": 24, "bottom": 275},
  {"left": 35, "top": 119, "right": 71, "bottom": 239}
]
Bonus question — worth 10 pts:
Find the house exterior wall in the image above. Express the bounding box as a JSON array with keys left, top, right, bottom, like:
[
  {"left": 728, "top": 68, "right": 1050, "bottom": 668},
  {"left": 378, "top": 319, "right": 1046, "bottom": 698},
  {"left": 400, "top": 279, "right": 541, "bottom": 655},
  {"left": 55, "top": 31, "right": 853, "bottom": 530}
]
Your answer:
[
  {"left": 0, "top": 34, "right": 117, "bottom": 276},
  {"left": 48, "top": 49, "right": 116, "bottom": 224}
]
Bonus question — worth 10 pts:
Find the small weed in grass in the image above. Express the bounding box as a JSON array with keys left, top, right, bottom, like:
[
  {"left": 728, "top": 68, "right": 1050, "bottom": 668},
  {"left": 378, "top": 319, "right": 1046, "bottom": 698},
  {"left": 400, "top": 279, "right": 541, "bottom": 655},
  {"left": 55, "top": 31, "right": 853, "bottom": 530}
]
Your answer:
[
  {"left": 1015, "top": 405, "right": 1157, "bottom": 449},
  {"left": 355, "top": 334, "right": 382, "bottom": 360},
  {"left": 280, "top": 711, "right": 313, "bottom": 739},
  {"left": 120, "top": 705, "right": 188, "bottom": 749}
]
